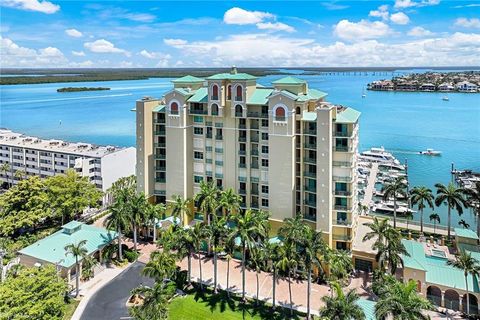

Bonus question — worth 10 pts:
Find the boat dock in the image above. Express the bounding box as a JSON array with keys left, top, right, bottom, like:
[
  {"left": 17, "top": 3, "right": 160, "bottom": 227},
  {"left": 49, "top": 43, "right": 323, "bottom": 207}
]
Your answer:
[{"left": 361, "top": 163, "right": 379, "bottom": 207}]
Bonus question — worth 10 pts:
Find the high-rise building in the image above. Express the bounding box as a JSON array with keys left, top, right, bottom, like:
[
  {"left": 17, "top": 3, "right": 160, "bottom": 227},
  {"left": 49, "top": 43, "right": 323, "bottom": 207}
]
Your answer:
[{"left": 136, "top": 67, "right": 360, "bottom": 250}]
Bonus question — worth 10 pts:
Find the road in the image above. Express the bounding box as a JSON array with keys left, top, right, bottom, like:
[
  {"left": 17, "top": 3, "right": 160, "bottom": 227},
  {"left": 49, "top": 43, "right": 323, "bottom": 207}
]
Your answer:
[{"left": 80, "top": 262, "right": 153, "bottom": 320}]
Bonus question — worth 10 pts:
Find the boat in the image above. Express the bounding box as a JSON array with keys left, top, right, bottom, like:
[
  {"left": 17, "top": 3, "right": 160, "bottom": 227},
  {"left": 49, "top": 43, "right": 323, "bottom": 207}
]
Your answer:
[
  {"left": 419, "top": 148, "right": 442, "bottom": 156},
  {"left": 442, "top": 95, "right": 449, "bottom": 101},
  {"left": 362, "top": 88, "right": 366, "bottom": 98},
  {"left": 359, "top": 147, "right": 400, "bottom": 165}
]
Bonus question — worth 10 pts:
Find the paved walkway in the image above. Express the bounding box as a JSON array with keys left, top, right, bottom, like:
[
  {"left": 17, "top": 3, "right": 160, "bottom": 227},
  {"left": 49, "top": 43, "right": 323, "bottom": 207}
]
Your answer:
[{"left": 362, "top": 163, "right": 379, "bottom": 207}]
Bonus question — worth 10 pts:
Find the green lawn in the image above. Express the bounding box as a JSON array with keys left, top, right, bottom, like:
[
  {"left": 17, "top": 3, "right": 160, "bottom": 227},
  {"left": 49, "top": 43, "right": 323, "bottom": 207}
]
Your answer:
[
  {"left": 168, "top": 289, "right": 302, "bottom": 320},
  {"left": 63, "top": 298, "right": 80, "bottom": 320}
]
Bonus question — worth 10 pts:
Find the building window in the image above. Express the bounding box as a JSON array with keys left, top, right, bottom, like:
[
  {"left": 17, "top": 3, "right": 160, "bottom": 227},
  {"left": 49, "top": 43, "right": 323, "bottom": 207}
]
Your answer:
[
  {"left": 295, "top": 106, "right": 301, "bottom": 114},
  {"left": 261, "top": 159, "right": 269, "bottom": 167},
  {"left": 235, "top": 85, "right": 243, "bottom": 101},
  {"left": 261, "top": 198, "right": 269, "bottom": 207},
  {"left": 261, "top": 146, "right": 269, "bottom": 154},
  {"left": 227, "top": 85, "right": 232, "bottom": 100},
  {"left": 274, "top": 105, "right": 287, "bottom": 122},
  {"left": 193, "top": 116, "right": 203, "bottom": 123},
  {"left": 211, "top": 103, "right": 219, "bottom": 116},
  {"left": 261, "top": 132, "right": 268, "bottom": 140},
  {"left": 235, "top": 104, "right": 243, "bottom": 117},
  {"left": 170, "top": 102, "right": 179, "bottom": 115},
  {"left": 194, "top": 152, "right": 203, "bottom": 160},
  {"left": 261, "top": 185, "right": 269, "bottom": 194},
  {"left": 261, "top": 119, "right": 269, "bottom": 127},
  {"left": 193, "top": 127, "right": 203, "bottom": 135},
  {"left": 212, "top": 84, "right": 219, "bottom": 100},
  {"left": 194, "top": 176, "right": 203, "bottom": 183}
]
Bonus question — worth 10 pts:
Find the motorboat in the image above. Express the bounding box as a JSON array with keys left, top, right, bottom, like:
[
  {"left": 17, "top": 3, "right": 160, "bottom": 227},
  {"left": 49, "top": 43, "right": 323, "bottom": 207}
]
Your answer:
[
  {"left": 442, "top": 96, "right": 449, "bottom": 101},
  {"left": 419, "top": 148, "right": 442, "bottom": 156},
  {"left": 359, "top": 147, "right": 400, "bottom": 165}
]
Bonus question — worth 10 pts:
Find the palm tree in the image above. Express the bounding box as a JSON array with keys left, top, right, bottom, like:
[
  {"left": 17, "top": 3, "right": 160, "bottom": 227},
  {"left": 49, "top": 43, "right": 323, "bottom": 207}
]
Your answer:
[
  {"left": 363, "top": 216, "right": 391, "bottom": 248},
  {"left": 375, "top": 233, "right": 409, "bottom": 274},
  {"left": 277, "top": 241, "right": 298, "bottom": 315},
  {"left": 0, "top": 163, "right": 11, "bottom": 187},
  {"left": 382, "top": 176, "right": 408, "bottom": 228},
  {"left": 219, "top": 188, "right": 242, "bottom": 217},
  {"left": 130, "top": 193, "right": 147, "bottom": 252},
  {"left": 459, "top": 219, "right": 470, "bottom": 229},
  {"left": 319, "top": 281, "right": 365, "bottom": 320},
  {"left": 429, "top": 213, "right": 441, "bottom": 235},
  {"left": 230, "top": 209, "right": 267, "bottom": 301},
  {"left": 447, "top": 250, "right": 480, "bottom": 315},
  {"left": 301, "top": 227, "right": 326, "bottom": 319},
  {"left": 194, "top": 181, "right": 220, "bottom": 225},
  {"left": 106, "top": 198, "right": 129, "bottom": 261},
  {"left": 145, "top": 203, "right": 166, "bottom": 243},
  {"left": 205, "top": 214, "right": 227, "bottom": 293},
  {"left": 224, "top": 233, "right": 237, "bottom": 297},
  {"left": 464, "top": 181, "right": 480, "bottom": 238},
  {"left": 279, "top": 213, "right": 306, "bottom": 247},
  {"left": 171, "top": 228, "right": 196, "bottom": 285},
  {"left": 14, "top": 169, "right": 26, "bottom": 181},
  {"left": 64, "top": 240, "right": 88, "bottom": 297},
  {"left": 435, "top": 182, "right": 467, "bottom": 238},
  {"left": 266, "top": 242, "right": 281, "bottom": 310},
  {"left": 169, "top": 195, "right": 192, "bottom": 226},
  {"left": 330, "top": 250, "right": 354, "bottom": 284},
  {"left": 191, "top": 222, "right": 206, "bottom": 290},
  {"left": 375, "top": 279, "right": 432, "bottom": 320},
  {"left": 249, "top": 244, "right": 266, "bottom": 305},
  {"left": 142, "top": 250, "right": 176, "bottom": 282},
  {"left": 129, "top": 282, "right": 171, "bottom": 320},
  {"left": 410, "top": 186, "right": 434, "bottom": 234}
]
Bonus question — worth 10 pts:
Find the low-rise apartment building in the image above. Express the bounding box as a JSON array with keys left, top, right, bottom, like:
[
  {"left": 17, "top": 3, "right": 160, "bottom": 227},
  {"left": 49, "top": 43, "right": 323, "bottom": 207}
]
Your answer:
[{"left": 136, "top": 68, "right": 360, "bottom": 250}]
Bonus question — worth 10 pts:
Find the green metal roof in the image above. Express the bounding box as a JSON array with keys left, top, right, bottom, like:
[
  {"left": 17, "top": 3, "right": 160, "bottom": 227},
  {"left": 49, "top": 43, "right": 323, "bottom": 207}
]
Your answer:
[
  {"left": 455, "top": 227, "right": 479, "bottom": 240},
  {"left": 172, "top": 75, "right": 204, "bottom": 83},
  {"left": 356, "top": 299, "right": 376, "bottom": 320},
  {"left": 272, "top": 76, "right": 306, "bottom": 85},
  {"left": 187, "top": 87, "right": 208, "bottom": 103},
  {"left": 174, "top": 88, "right": 195, "bottom": 96},
  {"left": 19, "top": 221, "right": 117, "bottom": 268},
  {"left": 302, "top": 111, "right": 317, "bottom": 122},
  {"left": 247, "top": 88, "right": 274, "bottom": 105},
  {"left": 278, "top": 90, "right": 298, "bottom": 100},
  {"left": 336, "top": 108, "right": 361, "bottom": 124},
  {"left": 402, "top": 239, "right": 427, "bottom": 271},
  {"left": 297, "top": 88, "right": 328, "bottom": 102},
  {"left": 153, "top": 104, "right": 166, "bottom": 112},
  {"left": 206, "top": 73, "right": 257, "bottom": 81}
]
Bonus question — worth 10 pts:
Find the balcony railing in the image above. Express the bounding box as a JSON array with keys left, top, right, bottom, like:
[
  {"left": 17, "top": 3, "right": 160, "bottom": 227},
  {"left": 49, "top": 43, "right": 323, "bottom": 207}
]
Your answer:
[
  {"left": 304, "top": 128, "right": 316, "bottom": 135},
  {"left": 206, "top": 159, "right": 212, "bottom": 164},
  {"left": 334, "top": 131, "right": 351, "bottom": 137},
  {"left": 304, "top": 157, "right": 316, "bottom": 164},
  {"left": 251, "top": 149, "right": 259, "bottom": 156},
  {"left": 190, "top": 109, "right": 208, "bottom": 115},
  {"left": 304, "top": 171, "right": 316, "bottom": 178},
  {"left": 304, "top": 185, "right": 317, "bottom": 193},
  {"left": 333, "top": 176, "right": 353, "bottom": 182},
  {"left": 154, "top": 142, "right": 166, "bottom": 148},
  {"left": 206, "top": 133, "right": 213, "bottom": 139},
  {"left": 334, "top": 205, "right": 348, "bottom": 211},
  {"left": 238, "top": 176, "right": 247, "bottom": 182},
  {"left": 215, "top": 148, "right": 223, "bottom": 153},
  {"left": 215, "top": 135, "right": 223, "bottom": 140},
  {"left": 334, "top": 145, "right": 352, "bottom": 152},
  {"left": 239, "top": 163, "right": 247, "bottom": 168},
  {"left": 251, "top": 163, "right": 259, "bottom": 169},
  {"left": 334, "top": 219, "right": 352, "bottom": 226},
  {"left": 215, "top": 173, "right": 223, "bottom": 179},
  {"left": 206, "top": 146, "right": 212, "bottom": 151},
  {"left": 235, "top": 96, "right": 242, "bottom": 101},
  {"left": 304, "top": 214, "right": 316, "bottom": 222},
  {"left": 251, "top": 124, "right": 259, "bottom": 130},
  {"left": 235, "top": 112, "right": 244, "bottom": 117},
  {"left": 239, "top": 136, "right": 247, "bottom": 142},
  {"left": 215, "top": 160, "right": 223, "bottom": 166},
  {"left": 238, "top": 189, "right": 247, "bottom": 195},
  {"left": 154, "top": 154, "right": 166, "bottom": 159},
  {"left": 333, "top": 234, "right": 352, "bottom": 242},
  {"left": 250, "top": 136, "right": 259, "bottom": 142},
  {"left": 238, "top": 150, "right": 246, "bottom": 155},
  {"left": 239, "top": 124, "right": 246, "bottom": 129},
  {"left": 304, "top": 199, "right": 317, "bottom": 207},
  {"left": 154, "top": 129, "right": 166, "bottom": 135},
  {"left": 155, "top": 177, "right": 166, "bottom": 183},
  {"left": 251, "top": 189, "right": 259, "bottom": 195},
  {"left": 335, "top": 190, "right": 352, "bottom": 196},
  {"left": 333, "top": 161, "right": 353, "bottom": 167},
  {"left": 304, "top": 142, "right": 316, "bottom": 149},
  {"left": 154, "top": 166, "right": 166, "bottom": 171}
]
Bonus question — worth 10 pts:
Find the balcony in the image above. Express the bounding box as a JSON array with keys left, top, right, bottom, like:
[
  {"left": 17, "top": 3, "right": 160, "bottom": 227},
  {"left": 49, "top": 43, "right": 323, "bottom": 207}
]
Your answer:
[
  {"left": 206, "top": 146, "right": 213, "bottom": 151},
  {"left": 238, "top": 136, "right": 247, "bottom": 142},
  {"left": 250, "top": 136, "right": 259, "bottom": 143},
  {"left": 251, "top": 189, "right": 259, "bottom": 195},
  {"left": 251, "top": 149, "right": 259, "bottom": 156},
  {"left": 239, "top": 163, "right": 247, "bottom": 168},
  {"left": 304, "top": 142, "right": 316, "bottom": 149},
  {"left": 304, "top": 199, "right": 317, "bottom": 207},
  {"left": 235, "top": 111, "right": 244, "bottom": 118},
  {"left": 304, "top": 128, "right": 316, "bottom": 135},
  {"left": 333, "top": 176, "right": 353, "bottom": 182},
  {"left": 239, "top": 124, "right": 246, "bottom": 129},
  {"left": 335, "top": 190, "right": 352, "bottom": 196},
  {"left": 304, "top": 171, "right": 316, "bottom": 178},
  {"left": 304, "top": 157, "right": 316, "bottom": 164},
  {"left": 215, "top": 160, "right": 223, "bottom": 166},
  {"left": 154, "top": 142, "right": 166, "bottom": 148},
  {"left": 334, "top": 145, "right": 352, "bottom": 152},
  {"left": 238, "top": 189, "right": 247, "bottom": 195},
  {"left": 333, "top": 234, "right": 352, "bottom": 242},
  {"left": 215, "top": 135, "right": 223, "bottom": 141},
  {"left": 235, "top": 96, "right": 242, "bottom": 102},
  {"left": 215, "top": 148, "right": 223, "bottom": 153},
  {"left": 190, "top": 109, "right": 208, "bottom": 115},
  {"left": 154, "top": 166, "right": 166, "bottom": 171},
  {"left": 334, "top": 205, "right": 348, "bottom": 211},
  {"left": 334, "top": 131, "right": 352, "bottom": 137},
  {"left": 154, "top": 154, "right": 166, "bottom": 160},
  {"left": 334, "top": 219, "right": 352, "bottom": 226},
  {"left": 154, "top": 129, "right": 166, "bottom": 135},
  {"left": 333, "top": 161, "right": 353, "bottom": 167},
  {"left": 238, "top": 150, "right": 246, "bottom": 155},
  {"left": 251, "top": 163, "right": 259, "bottom": 169},
  {"left": 206, "top": 133, "right": 213, "bottom": 139},
  {"left": 304, "top": 185, "right": 317, "bottom": 193},
  {"left": 251, "top": 124, "right": 259, "bottom": 130},
  {"left": 155, "top": 177, "right": 166, "bottom": 183},
  {"left": 206, "top": 159, "right": 212, "bottom": 164},
  {"left": 247, "top": 111, "right": 268, "bottom": 118},
  {"left": 238, "top": 176, "right": 247, "bottom": 182},
  {"left": 215, "top": 173, "right": 223, "bottom": 179}
]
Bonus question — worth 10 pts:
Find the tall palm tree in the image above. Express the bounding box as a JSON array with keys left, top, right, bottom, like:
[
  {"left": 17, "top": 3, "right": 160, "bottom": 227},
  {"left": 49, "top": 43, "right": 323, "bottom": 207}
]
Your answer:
[
  {"left": 330, "top": 250, "right": 354, "bottom": 284},
  {"left": 142, "top": 250, "right": 176, "bottom": 282},
  {"left": 224, "top": 233, "right": 237, "bottom": 297},
  {"left": 249, "top": 244, "right": 266, "bottom": 305},
  {"left": 459, "top": 219, "right": 470, "bottom": 229},
  {"left": 171, "top": 228, "right": 196, "bottom": 285},
  {"left": 279, "top": 213, "right": 306, "bottom": 247},
  {"left": 205, "top": 214, "right": 227, "bottom": 293},
  {"left": 301, "top": 227, "right": 326, "bottom": 319},
  {"left": 64, "top": 240, "right": 88, "bottom": 297},
  {"left": 447, "top": 250, "right": 480, "bottom": 315},
  {"left": 219, "top": 188, "right": 242, "bottom": 217},
  {"left": 106, "top": 198, "right": 129, "bottom": 261},
  {"left": 363, "top": 216, "right": 391, "bottom": 248},
  {"left": 145, "top": 203, "right": 166, "bottom": 243},
  {"left": 266, "top": 242, "right": 281, "bottom": 310},
  {"left": 169, "top": 195, "right": 191, "bottom": 226},
  {"left": 435, "top": 182, "right": 467, "bottom": 238},
  {"left": 410, "top": 186, "right": 434, "bottom": 234},
  {"left": 277, "top": 241, "right": 298, "bottom": 315},
  {"left": 376, "top": 233, "right": 409, "bottom": 274},
  {"left": 375, "top": 279, "right": 432, "bottom": 320},
  {"left": 130, "top": 193, "right": 147, "bottom": 252},
  {"left": 14, "top": 169, "right": 26, "bottom": 181},
  {"left": 429, "top": 213, "right": 441, "bottom": 235},
  {"left": 382, "top": 176, "right": 408, "bottom": 228},
  {"left": 230, "top": 209, "right": 267, "bottom": 301},
  {"left": 191, "top": 222, "right": 206, "bottom": 290},
  {"left": 194, "top": 181, "right": 220, "bottom": 225},
  {"left": 0, "top": 163, "right": 11, "bottom": 187},
  {"left": 464, "top": 181, "right": 480, "bottom": 239},
  {"left": 129, "top": 282, "right": 171, "bottom": 320},
  {"left": 319, "top": 281, "right": 365, "bottom": 320}
]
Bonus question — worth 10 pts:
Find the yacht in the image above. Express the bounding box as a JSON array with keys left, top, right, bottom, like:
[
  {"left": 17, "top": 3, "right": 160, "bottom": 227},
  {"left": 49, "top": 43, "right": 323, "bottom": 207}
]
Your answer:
[
  {"left": 419, "top": 148, "right": 442, "bottom": 156},
  {"left": 359, "top": 147, "right": 400, "bottom": 165},
  {"left": 442, "top": 95, "right": 449, "bottom": 101},
  {"left": 372, "top": 202, "right": 415, "bottom": 215}
]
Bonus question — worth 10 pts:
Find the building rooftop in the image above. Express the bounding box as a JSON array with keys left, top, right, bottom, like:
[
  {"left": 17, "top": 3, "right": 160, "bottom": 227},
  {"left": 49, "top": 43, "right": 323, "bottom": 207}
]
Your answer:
[
  {"left": 0, "top": 129, "right": 122, "bottom": 158},
  {"left": 247, "top": 87, "right": 274, "bottom": 105},
  {"left": 336, "top": 107, "right": 361, "bottom": 124},
  {"left": 187, "top": 87, "right": 208, "bottom": 103},
  {"left": 352, "top": 216, "right": 378, "bottom": 255},
  {"left": 172, "top": 75, "right": 204, "bottom": 83},
  {"left": 454, "top": 227, "right": 479, "bottom": 240},
  {"left": 206, "top": 72, "right": 257, "bottom": 81},
  {"left": 18, "top": 221, "right": 117, "bottom": 268},
  {"left": 356, "top": 299, "right": 376, "bottom": 320},
  {"left": 272, "top": 76, "right": 307, "bottom": 85}
]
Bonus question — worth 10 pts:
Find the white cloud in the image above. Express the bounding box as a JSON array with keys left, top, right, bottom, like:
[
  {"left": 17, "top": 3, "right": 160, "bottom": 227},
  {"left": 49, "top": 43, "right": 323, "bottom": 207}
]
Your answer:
[
  {"left": 84, "top": 39, "right": 130, "bottom": 56},
  {"left": 163, "top": 38, "right": 188, "bottom": 47},
  {"left": 139, "top": 49, "right": 171, "bottom": 60},
  {"left": 256, "top": 22, "right": 295, "bottom": 33},
  {"left": 455, "top": 18, "right": 480, "bottom": 29},
  {"left": 72, "top": 50, "right": 85, "bottom": 56},
  {"left": 333, "top": 20, "right": 392, "bottom": 41},
  {"left": 223, "top": 7, "right": 274, "bottom": 25},
  {"left": 394, "top": 0, "right": 440, "bottom": 9},
  {"left": 1, "top": 0, "right": 59, "bottom": 14},
  {"left": 369, "top": 5, "right": 389, "bottom": 20},
  {"left": 408, "top": 26, "right": 434, "bottom": 36},
  {"left": 123, "top": 13, "right": 155, "bottom": 23},
  {"left": 390, "top": 12, "right": 410, "bottom": 25},
  {"left": 65, "top": 28, "right": 82, "bottom": 38},
  {"left": 453, "top": 4, "right": 480, "bottom": 8},
  {"left": 0, "top": 36, "right": 67, "bottom": 67}
]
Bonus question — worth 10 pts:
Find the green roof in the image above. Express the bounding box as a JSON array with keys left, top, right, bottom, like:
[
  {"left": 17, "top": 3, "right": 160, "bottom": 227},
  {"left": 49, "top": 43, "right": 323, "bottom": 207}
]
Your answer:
[
  {"left": 356, "top": 299, "right": 376, "bottom": 320},
  {"left": 402, "top": 239, "right": 427, "bottom": 271},
  {"left": 153, "top": 104, "right": 166, "bottom": 112},
  {"left": 174, "top": 88, "right": 195, "bottom": 96},
  {"left": 172, "top": 75, "right": 204, "bottom": 83},
  {"left": 336, "top": 108, "right": 361, "bottom": 124},
  {"left": 278, "top": 90, "right": 298, "bottom": 100},
  {"left": 19, "top": 221, "right": 117, "bottom": 268},
  {"left": 272, "top": 76, "right": 306, "bottom": 85},
  {"left": 297, "top": 88, "right": 328, "bottom": 102},
  {"left": 187, "top": 87, "right": 208, "bottom": 103},
  {"left": 206, "top": 73, "right": 257, "bottom": 81},
  {"left": 455, "top": 227, "right": 479, "bottom": 240},
  {"left": 247, "top": 88, "right": 274, "bottom": 105},
  {"left": 302, "top": 111, "right": 317, "bottom": 122}
]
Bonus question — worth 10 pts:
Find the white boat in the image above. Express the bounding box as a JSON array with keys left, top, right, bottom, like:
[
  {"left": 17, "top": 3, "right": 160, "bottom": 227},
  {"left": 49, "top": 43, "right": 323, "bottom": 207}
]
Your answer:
[
  {"left": 442, "top": 96, "right": 449, "bottom": 101},
  {"left": 359, "top": 147, "right": 400, "bottom": 165},
  {"left": 419, "top": 148, "right": 442, "bottom": 156}
]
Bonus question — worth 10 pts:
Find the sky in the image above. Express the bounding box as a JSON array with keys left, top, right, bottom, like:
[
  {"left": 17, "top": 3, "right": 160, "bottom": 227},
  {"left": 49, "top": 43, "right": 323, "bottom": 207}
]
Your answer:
[{"left": 1, "top": 0, "right": 479, "bottom": 68}]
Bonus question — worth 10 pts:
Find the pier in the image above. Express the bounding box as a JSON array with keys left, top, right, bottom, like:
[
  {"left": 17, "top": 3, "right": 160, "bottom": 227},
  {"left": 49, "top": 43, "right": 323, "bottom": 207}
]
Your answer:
[{"left": 361, "top": 163, "right": 378, "bottom": 207}]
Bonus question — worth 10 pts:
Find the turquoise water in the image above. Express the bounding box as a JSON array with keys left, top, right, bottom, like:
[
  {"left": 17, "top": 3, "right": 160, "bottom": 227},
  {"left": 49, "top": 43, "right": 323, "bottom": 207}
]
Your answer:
[{"left": 1, "top": 72, "right": 479, "bottom": 227}]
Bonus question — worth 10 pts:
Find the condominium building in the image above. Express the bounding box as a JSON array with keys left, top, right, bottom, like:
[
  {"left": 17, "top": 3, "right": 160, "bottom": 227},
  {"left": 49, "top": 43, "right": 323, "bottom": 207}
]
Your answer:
[
  {"left": 136, "top": 67, "right": 360, "bottom": 250},
  {"left": 0, "top": 129, "right": 136, "bottom": 204}
]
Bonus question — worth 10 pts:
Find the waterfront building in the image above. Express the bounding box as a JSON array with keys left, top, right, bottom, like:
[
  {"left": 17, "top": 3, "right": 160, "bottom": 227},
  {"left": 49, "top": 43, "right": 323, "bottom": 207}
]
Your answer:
[
  {"left": 456, "top": 81, "right": 479, "bottom": 93},
  {"left": 419, "top": 83, "right": 436, "bottom": 91},
  {"left": 136, "top": 67, "right": 360, "bottom": 250},
  {"left": 0, "top": 129, "right": 136, "bottom": 204},
  {"left": 438, "top": 82, "right": 455, "bottom": 92}
]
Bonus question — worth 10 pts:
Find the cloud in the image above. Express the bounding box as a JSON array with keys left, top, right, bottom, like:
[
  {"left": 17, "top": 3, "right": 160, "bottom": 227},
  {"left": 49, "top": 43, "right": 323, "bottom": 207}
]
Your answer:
[
  {"left": 123, "top": 13, "right": 155, "bottom": 23},
  {"left": 394, "top": 0, "right": 440, "bottom": 9},
  {"left": 223, "top": 7, "right": 274, "bottom": 25},
  {"left": 256, "top": 22, "right": 295, "bottom": 33},
  {"left": 390, "top": 12, "right": 410, "bottom": 25},
  {"left": 0, "top": 36, "right": 67, "bottom": 67},
  {"left": 369, "top": 5, "right": 389, "bottom": 20},
  {"left": 455, "top": 18, "right": 480, "bottom": 28},
  {"left": 408, "top": 26, "right": 434, "bottom": 36},
  {"left": 333, "top": 20, "right": 392, "bottom": 41},
  {"left": 84, "top": 39, "right": 130, "bottom": 56},
  {"left": 65, "top": 28, "right": 82, "bottom": 38},
  {"left": 452, "top": 4, "right": 480, "bottom": 8},
  {"left": 139, "top": 49, "right": 171, "bottom": 61},
  {"left": 163, "top": 38, "right": 188, "bottom": 46},
  {"left": 72, "top": 50, "right": 85, "bottom": 56},
  {"left": 320, "top": 2, "right": 349, "bottom": 10},
  {"left": 1, "top": 0, "right": 59, "bottom": 14}
]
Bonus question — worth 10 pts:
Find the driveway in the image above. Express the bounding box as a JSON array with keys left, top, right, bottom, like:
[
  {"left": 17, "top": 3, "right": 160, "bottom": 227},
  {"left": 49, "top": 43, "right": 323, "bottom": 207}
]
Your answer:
[{"left": 80, "top": 261, "right": 153, "bottom": 320}]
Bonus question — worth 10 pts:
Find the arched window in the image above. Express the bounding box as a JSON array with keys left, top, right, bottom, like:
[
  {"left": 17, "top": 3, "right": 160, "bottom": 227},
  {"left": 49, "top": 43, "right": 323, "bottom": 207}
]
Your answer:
[
  {"left": 235, "top": 104, "right": 243, "bottom": 117},
  {"left": 295, "top": 107, "right": 301, "bottom": 114},
  {"left": 170, "top": 102, "right": 179, "bottom": 115},
  {"left": 275, "top": 106, "right": 286, "bottom": 121},
  {"left": 227, "top": 85, "right": 232, "bottom": 100},
  {"left": 211, "top": 103, "right": 219, "bottom": 116},
  {"left": 235, "top": 85, "right": 243, "bottom": 101},
  {"left": 212, "top": 85, "right": 219, "bottom": 100}
]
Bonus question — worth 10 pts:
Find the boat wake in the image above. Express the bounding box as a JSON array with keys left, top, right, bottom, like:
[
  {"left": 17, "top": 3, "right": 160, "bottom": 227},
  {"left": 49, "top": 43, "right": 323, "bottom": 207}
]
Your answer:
[{"left": 2, "top": 93, "right": 134, "bottom": 105}]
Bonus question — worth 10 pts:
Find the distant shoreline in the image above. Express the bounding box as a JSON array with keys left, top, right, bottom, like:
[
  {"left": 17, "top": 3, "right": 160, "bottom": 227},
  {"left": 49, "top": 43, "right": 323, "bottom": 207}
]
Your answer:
[{"left": 57, "top": 87, "right": 110, "bottom": 93}]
